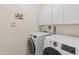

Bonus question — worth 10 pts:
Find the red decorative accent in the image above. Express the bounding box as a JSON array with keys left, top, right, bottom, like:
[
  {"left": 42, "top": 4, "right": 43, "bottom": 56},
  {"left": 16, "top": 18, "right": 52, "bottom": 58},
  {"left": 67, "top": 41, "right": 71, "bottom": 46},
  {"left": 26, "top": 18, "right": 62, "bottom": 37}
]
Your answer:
[{"left": 15, "top": 13, "right": 23, "bottom": 20}]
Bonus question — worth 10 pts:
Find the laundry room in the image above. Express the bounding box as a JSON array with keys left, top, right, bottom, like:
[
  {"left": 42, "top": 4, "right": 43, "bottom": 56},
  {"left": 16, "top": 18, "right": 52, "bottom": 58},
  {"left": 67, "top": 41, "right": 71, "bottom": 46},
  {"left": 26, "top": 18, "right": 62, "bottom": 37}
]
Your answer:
[{"left": 0, "top": 2, "right": 79, "bottom": 56}]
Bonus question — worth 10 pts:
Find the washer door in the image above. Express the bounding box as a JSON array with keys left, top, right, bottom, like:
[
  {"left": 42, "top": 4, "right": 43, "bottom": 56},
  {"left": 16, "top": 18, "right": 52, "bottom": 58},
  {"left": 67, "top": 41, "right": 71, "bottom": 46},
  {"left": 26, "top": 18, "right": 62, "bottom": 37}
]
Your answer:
[
  {"left": 43, "top": 47, "right": 62, "bottom": 55},
  {"left": 27, "top": 38, "right": 35, "bottom": 55}
]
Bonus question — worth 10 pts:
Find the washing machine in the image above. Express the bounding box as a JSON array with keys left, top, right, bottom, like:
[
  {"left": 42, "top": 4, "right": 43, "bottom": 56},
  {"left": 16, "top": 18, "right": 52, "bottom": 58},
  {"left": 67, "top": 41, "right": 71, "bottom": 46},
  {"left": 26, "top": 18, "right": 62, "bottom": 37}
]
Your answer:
[
  {"left": 27, "top": 32, "right": 50, "bottom": 55},
  {"left": 43, "top": 34, "right": 79, "bottom": 55}
]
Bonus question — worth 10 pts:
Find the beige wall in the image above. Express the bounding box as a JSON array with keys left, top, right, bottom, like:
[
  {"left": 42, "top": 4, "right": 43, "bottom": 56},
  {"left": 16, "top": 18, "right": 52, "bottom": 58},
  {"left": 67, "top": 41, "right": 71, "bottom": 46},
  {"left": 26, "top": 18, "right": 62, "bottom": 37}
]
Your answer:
[
  {"left": 0, "top": 4, "right": 39, "bottom": 55},
  {"left": 39, "top": 25, "right": 79, "bottom": 37},
  {"left": 39, "top": 25, "right": 54, "bottom": 34},
  {"left": 56, "top": 24, "right": 79, "bottom": 37}
]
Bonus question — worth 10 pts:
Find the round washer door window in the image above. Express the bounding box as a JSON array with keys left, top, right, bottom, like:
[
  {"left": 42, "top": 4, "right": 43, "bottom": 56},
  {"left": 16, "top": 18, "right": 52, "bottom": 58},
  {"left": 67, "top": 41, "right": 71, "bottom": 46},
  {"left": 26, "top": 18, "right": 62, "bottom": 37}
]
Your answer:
[
  {"left": 43, "top": 47, "right": 62, "bottom": 55},
  {"left": 27, "top": 38, "right": 35, "bottom": 55}
]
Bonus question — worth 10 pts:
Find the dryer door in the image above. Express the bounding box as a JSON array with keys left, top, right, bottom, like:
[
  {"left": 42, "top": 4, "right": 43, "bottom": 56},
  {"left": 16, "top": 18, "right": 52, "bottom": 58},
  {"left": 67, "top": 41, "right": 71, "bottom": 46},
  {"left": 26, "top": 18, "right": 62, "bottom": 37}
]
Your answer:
[
  {"left": 27, "top": 38, "right": 36, "bottom": 55},
  {"left": 43, "top": 47, "right": 62, "bottom": 55}
]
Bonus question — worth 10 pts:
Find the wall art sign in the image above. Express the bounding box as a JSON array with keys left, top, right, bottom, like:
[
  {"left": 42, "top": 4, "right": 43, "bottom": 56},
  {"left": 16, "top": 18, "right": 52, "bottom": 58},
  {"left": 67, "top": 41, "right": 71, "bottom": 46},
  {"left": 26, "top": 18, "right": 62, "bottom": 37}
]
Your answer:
[{"left": 15, "top": 13, "right": 23, "bottom": 20}]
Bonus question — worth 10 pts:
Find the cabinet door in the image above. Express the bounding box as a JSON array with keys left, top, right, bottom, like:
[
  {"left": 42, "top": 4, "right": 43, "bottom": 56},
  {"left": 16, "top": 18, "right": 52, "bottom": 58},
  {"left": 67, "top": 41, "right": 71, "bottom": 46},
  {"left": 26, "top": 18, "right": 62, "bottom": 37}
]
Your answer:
[
  {"left": 52, "top": 4, "right": 64, "bottom": 24},
  {"left": 64, "top": 4, "right": 79, "bottom": 24},
  {"left": 38, "top": 5, "right": 52, "bottom": 25}
]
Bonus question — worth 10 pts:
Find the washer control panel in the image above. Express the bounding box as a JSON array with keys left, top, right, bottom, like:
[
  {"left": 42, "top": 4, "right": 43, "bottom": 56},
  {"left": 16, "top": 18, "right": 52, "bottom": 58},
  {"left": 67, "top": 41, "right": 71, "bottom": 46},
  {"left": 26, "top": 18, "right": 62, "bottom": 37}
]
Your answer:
[
  {"left": 61, "top": 44, "right": 75, "bottom": 54},
  {"left": 53, "top": 41, "right": 58, "bottom": 47}
]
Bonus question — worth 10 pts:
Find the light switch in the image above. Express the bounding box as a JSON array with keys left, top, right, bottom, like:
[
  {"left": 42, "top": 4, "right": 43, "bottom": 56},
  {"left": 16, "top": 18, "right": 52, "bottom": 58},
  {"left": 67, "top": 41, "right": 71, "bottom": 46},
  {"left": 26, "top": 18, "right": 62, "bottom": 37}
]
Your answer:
[{"left": 11, "top": 22, "right": 16, "bottom": 27}]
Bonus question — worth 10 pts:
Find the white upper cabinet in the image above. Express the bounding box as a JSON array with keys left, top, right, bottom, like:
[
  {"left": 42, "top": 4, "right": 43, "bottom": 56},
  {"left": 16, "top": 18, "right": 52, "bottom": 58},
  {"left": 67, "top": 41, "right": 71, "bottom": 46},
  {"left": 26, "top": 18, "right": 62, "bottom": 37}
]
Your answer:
[
  {"left": 64, "top": 4, "right": 79, "bottom": 24},
  {"left": 38, "top": 4, "right": 79, "bottom": 25},
  {"left": 52, "top": 4, "right": 64, "bottom": 24},
  {"left": 38, "top": 5, "right": 52, "bottom": 25}
]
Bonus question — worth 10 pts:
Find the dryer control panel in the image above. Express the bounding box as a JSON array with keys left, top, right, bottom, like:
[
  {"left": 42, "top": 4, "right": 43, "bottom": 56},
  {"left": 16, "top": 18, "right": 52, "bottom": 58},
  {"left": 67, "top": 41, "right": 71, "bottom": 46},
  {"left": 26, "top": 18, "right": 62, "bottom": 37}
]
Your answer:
[{"left": 61, "top": 44, "right": 75, "bottom": 54}]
